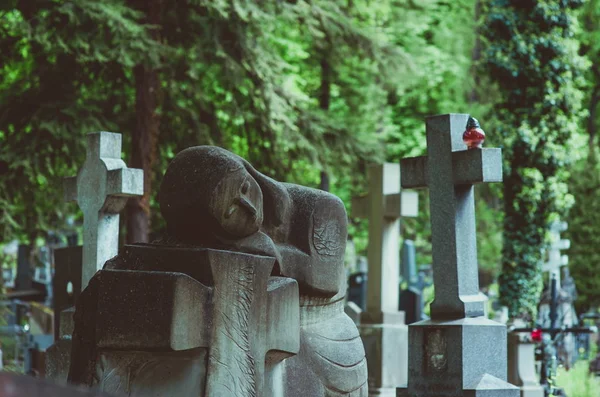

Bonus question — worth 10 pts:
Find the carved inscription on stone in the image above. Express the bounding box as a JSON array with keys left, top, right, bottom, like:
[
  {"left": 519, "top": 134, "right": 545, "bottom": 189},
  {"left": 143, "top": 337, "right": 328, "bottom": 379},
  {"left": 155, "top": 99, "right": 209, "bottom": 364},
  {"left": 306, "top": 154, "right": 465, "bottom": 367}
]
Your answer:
[{"left": 425, "top": 329, "right": 447, "bottom": 374}]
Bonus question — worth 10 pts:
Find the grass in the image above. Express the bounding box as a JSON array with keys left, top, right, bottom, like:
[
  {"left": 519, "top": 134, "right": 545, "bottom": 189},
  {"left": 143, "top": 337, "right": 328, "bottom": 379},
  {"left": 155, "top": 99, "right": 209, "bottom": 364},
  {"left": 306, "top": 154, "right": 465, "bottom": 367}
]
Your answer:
[{"left": 556, "top": 359, "right": 600, "bottom": 397}]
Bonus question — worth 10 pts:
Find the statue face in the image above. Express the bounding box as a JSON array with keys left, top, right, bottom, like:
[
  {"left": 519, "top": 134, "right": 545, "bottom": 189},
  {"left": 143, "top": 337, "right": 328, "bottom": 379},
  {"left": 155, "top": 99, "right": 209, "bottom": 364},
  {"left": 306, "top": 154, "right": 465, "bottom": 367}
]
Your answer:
[{"left": 210, "top": 168, "right": 264, "bottom": 237}]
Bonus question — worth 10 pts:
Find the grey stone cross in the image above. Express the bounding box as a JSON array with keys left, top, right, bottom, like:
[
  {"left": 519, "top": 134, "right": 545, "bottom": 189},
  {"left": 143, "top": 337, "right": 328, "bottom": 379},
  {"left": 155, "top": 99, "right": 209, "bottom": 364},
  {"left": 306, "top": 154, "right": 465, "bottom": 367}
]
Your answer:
[
  {"left": 401, "top": 114, "right": 502, "bottom": 320},
  {"left": 352, "top": 163, "right": 419, "bottom": 313},
  {"left": 541, "top": 220, "right": 570, "bottom": 285},
  {"left": 64, "top": 132, "right": 143, "bottom": 288}
]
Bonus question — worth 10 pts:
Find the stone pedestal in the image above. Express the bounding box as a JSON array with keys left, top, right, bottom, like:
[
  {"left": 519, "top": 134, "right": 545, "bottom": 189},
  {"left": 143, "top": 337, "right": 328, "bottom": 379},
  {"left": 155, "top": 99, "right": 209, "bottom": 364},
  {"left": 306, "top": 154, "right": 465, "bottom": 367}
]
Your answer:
[
  {"left": 507, "top": 334, "right": 544, "bottom": 397},
  {"left": 361, "top": 311, "right": 407, "bottom": 396},
  {"left": 46, "top": 307, "right": 75, "bottom": 384},
  {"left": 397, "top": 318, "right": 518, "bottom": 397},
  {"left": 68, "top": 247, "right": 301, "bottom": 396}
]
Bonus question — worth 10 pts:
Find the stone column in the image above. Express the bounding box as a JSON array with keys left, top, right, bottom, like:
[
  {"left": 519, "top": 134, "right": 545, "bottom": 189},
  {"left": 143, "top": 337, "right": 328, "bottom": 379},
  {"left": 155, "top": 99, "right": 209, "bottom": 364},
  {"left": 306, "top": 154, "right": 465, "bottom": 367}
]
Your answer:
[
  {"left": 507, "top": 333, "right": 544, "bottom": 397},
  {"left": 352, "top": 163, "right": 418, "bottom": 396},
  {"left": 47, "top": 132, "right": 143, "bottom": 385}
]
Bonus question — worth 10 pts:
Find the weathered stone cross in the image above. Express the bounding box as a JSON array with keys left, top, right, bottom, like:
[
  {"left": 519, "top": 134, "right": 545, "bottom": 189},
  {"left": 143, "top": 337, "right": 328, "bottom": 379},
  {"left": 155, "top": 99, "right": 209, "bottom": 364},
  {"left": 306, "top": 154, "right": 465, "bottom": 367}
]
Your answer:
[
  {"left": 352, "top": 163, "right": 419, "bottom": 314},
  {"left": 401, "top": 114, "right": 502, "bottom": 320},
  {"left": 541, "top": 220, "right": 570, "bottom": 286},
  {"left": 64, "top": 132, "right": 143, "bottom": 288}
]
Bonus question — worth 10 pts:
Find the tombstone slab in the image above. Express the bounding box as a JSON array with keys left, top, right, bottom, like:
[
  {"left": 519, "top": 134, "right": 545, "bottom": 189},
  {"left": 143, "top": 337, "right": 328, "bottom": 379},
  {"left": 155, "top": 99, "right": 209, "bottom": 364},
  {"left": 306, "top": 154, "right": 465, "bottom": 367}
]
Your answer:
[
  {"left": 397, "top": 114, "right": 518, "bottom": 397},
  {"left": 47, "top": 132, "right": 142, "bottom": 385},
  {"left": 69, "top": 247, "right": 300, "bottom": 396},
  {"left": 353, "top": 163, "right": 418, "bottom": 395},
  {"left": 64, "top": 131, "right": 143, "bottom": 288},
  {"left": 507, "top": 333, "right": 544, "bottom": 397}
]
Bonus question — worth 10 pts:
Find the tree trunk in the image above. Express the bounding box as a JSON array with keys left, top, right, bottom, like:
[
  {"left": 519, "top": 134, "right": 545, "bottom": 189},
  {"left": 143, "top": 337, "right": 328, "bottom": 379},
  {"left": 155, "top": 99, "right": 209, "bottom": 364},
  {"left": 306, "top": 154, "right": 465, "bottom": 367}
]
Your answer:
[
  {"left": 469, "top": 0, "right": 482, "bottom": 104},
  {"left": 319, "top": 53, "right": 331, "bottom": 191},
  {"left": 126, "top": 0, "right": 163, "bottom": 243},
  {"left": 588, "top": 82, "right": 600, "bottom": 154}
]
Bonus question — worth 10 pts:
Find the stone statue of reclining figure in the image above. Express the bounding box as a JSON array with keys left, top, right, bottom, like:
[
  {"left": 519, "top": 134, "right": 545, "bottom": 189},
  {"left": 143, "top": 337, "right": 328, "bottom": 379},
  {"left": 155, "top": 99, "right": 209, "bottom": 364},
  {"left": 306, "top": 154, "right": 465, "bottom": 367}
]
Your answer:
[{"left": 68, "top": 146, "right": 367, "bottom": 396}]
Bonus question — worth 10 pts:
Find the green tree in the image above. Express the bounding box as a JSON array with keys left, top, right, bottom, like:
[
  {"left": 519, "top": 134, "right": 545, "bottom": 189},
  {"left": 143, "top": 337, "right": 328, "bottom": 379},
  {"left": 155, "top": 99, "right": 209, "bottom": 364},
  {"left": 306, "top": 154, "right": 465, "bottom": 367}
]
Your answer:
[
  {"left": 566, "top": 154, "right": 600, "bottom": 312},
  {"left": 0, "top": 0, "right": 164, "bottom": 244},
  {"left": 483, "top": 0, "right": 586, "bottom": 318}
]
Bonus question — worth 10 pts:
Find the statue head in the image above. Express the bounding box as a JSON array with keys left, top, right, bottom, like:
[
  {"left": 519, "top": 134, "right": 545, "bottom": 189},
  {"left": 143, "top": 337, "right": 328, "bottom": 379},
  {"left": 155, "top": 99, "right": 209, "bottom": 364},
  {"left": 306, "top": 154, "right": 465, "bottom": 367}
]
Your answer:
[{"left": 159, "top": 146, "right": 267, "bottom": 242}]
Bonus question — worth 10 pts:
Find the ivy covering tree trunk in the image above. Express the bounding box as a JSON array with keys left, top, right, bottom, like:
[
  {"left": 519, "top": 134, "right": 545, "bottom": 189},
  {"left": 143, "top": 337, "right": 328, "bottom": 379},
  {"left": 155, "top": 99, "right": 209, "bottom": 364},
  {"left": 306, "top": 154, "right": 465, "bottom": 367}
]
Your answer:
[{"left": 483, "top": 0, "right": 585, "bottom": 319}]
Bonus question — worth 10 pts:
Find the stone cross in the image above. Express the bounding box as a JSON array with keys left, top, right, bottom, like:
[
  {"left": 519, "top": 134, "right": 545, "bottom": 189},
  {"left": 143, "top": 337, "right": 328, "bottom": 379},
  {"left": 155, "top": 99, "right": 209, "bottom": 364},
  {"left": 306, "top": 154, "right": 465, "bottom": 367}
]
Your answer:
[
  {"left": 541, "top": 220, "right": 570, "bottom": 286},
  {"left": 401, "top": 239, "right": 417, "bottom": 287},
  {"left": 352, "top": 163, "right": 419, "bottom": 314},
  {"left": 64, "top": 132, "right": 143, "bottom": 288},
  {"left": 401, "top": 114, "right": 502, "bottom": 320}
]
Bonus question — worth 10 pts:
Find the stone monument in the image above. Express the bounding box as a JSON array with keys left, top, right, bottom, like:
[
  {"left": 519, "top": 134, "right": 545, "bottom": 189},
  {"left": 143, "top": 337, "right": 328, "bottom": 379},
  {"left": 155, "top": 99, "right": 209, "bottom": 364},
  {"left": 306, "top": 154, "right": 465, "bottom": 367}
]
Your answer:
[
  {"left": 46, "top": 132, "right": 143, "bottom": 384},
  {"left": 507, "top": 332, "right": 544, "bottom": 397},
  {"left": 397, "top": 114, "right": 518, "bottom": 396},
  {"left": 352, "top": 163, "right": 418, "bottom": 396},
  {"left": 63, "top": 131, "right": 144, "bottom": 287},
  {"left": 540, "top": 221, "right": 570, "bottom": 286},
  {"left": 68, "top": 146, "right": 367, "bottom": 396},
  {"left": 399, "top": 240, "right": 424, "bottom": 325},
  {"left": 537, "top": 220, "right": 577, "bottom": 368}
]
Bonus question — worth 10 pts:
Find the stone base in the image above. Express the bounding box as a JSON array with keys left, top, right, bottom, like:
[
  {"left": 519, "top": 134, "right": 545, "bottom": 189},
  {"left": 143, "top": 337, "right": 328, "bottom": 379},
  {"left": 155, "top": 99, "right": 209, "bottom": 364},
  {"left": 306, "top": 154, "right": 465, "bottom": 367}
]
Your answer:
[
  {"left": 507, "top": 334, "right": 544, "bottom": 397},
  {"left": 360, "top": 311, "right": 408, "bottom": 394},
  {"left": 397, "top": 317, "right": 519, "bottom": 397},
  {"left": 46, "top": 307, "right": 76, "bottom": 385},
  {"left": 45, "top": 339, "right": 72, "bottom": 385},
  {"left": 398, "top": 374, "right": 519, "bottom": 396},
  {"left": 368, "top": 386, "right": 399, "bottom": 396},
  {"left": 519, "top": 386, "right": 544, "bottom": 397}
]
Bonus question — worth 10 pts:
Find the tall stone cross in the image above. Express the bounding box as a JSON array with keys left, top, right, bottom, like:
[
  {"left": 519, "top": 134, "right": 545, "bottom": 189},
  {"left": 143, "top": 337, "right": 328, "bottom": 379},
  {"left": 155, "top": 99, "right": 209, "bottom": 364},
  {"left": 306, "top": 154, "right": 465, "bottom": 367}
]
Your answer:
[
  {"left": 401, "top": 114, "right": 502, "bottom": 320},
  {"left": 541, "top": 220, "right": 570, "bottom": 286},
  {"left": 64, "top": 132, "right": 143, "bottom": 288},
  {"left": 352, "top": 163, "right": 419, "bottom": 314}
]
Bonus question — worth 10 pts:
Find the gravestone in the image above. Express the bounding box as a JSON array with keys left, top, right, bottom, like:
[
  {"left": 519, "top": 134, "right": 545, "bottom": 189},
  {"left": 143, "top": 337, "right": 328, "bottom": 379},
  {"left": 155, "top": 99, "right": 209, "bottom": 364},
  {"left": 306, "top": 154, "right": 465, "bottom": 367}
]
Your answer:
[
  {"left": 0, "top": 372, "right": 112, "bottom": 397},
  {"left": 63, "top": 131, "right": 144, "bottom": 288},
  {"left": 397, "top": 114, "right": 518, "bottom": 396},
  {"left": 352, "top": 163, "right": 418, "bottom": 396},
  {"left": 34, "top": 246, "right": 53, "bottom": 306},
  {"left": 46, "top": 132, "right": 143, "bottom": 385},
  {"left": 68, "top": 146, "right": 367, "bottom": 396},
  {"left": 507, "top": 333, "right": 544, "bottom": 397},
  {"left": 2, "top": 266, "right": 15, "bottom": 289},
  {"left": 51, "top": 246, "right": 82, "bottom": 340},
  {"left": 540, "top": 221, "right": 569, "bottom": 286},
  {"left": 16, "top": 244, "right": 33, "bottom": 291},
  {"left": 399, "top": 240, "right": 424, "bottom": 325},
  {"left": 348, "top": 271, "right": 367, "bottom": 310},
  {"left": 537, "top": 221, "right": 577, "bottom": 368}
]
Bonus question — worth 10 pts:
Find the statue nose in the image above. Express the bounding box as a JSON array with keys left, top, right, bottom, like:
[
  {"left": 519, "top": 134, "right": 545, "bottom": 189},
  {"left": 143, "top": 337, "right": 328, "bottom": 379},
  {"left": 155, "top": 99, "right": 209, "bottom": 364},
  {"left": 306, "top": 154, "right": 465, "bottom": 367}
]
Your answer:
[{"left": 236, "top": 196, "right": 257, "bottom": 217}]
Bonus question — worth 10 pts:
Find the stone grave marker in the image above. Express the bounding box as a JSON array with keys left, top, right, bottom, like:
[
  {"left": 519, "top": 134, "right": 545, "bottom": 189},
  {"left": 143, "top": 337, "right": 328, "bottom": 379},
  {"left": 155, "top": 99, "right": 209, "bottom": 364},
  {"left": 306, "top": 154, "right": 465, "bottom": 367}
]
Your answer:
[
  {"left": 0, "top": 372, "right": 112, "bottom": 397},
  {"left": 541, "top": 220, "right": 570, "bottom": 286},
  {"left": 507, "top": 332, "right": 544, "bottom": 397},
  {"left": 67, "top": 145, "right": 367, "bottom": 396},
  {"left": 352, "top": 163, "right": 418, "bottom": 396},
  {"left": 46, "top": 132, "right": 143, "bottom": 385},
  {"left": 399, "top": 240, "right": 424, "bottom": 325},
  {"left": 537, "top": 220, "right": 577, "bottom": 368},
  {"left": 63, "top": 131, "right": 144, "bottom": 288},
  {"left": 397, "top": 114, "right": 518, "bottom": 396},
  {"left": 347, "top": 270, "right": 367, "bottom": 310},
  {"left": 51, "top": 246, "right": 82, "bottom": 341},
  {"left": 16, "top": 244, "right": 33, "bottom": 291}
]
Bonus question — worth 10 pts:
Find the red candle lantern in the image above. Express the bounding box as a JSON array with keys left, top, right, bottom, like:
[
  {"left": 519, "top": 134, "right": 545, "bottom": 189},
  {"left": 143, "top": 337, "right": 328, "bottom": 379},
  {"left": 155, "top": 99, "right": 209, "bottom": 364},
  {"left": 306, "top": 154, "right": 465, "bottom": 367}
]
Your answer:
[{"left": 463, "top": 117, "right": 486, "bottom": 149}]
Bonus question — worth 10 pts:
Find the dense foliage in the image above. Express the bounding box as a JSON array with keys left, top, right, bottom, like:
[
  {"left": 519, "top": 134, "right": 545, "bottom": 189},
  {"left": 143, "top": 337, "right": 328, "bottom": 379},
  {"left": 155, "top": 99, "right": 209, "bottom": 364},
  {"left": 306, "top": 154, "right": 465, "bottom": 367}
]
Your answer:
[
  {"left": 566, "top": 154, "right": 600, "bottom": 313},
  {"left": 483, "top": 0, "right": 586, "bottom": 318},
  {"left": 2, "top": 1, "right": 599, "bottom": 318},
  {"left": 0, "top": 0, "right": 481, "bottom": 246}
]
